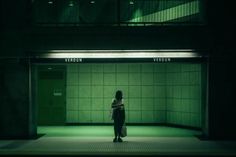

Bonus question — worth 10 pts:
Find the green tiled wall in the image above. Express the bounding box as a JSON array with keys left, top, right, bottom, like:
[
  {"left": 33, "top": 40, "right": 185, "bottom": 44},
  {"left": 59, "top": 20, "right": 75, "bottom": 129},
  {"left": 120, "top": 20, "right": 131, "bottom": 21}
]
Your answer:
[
  {"left": 166, "top": 63, "right": 201, "bottom": 127},
  {"left": 66, "top": 63, "right": 202, "bottom": 128}
]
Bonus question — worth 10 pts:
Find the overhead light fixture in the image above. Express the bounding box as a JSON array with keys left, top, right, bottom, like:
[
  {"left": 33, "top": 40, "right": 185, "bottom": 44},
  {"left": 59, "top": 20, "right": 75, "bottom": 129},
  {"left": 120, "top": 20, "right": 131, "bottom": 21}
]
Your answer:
[
  {"left": 35, "top": 50, "right": 201, "bottom": 59},
  {"left": 129, "top": 1, "right": 134, "bottom": 5},
  {"left": 90, "top": 1, "right": 95, "bottom": 4},
  {"left": 69, "top": 1, "right": 74, "bottom": 7},
  {"left": 48, "top": 0, "right": 53, "bottom": 4}
]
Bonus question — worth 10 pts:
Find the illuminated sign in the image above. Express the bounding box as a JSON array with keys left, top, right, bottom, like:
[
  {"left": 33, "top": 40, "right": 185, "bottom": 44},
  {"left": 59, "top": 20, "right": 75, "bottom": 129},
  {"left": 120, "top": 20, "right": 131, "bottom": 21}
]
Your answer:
[
  {"left": 153, "top": 58, "right": 171, "bottom": 62},
  {"left": 65, "top": 58, "right": 82, "bottom": 63}
]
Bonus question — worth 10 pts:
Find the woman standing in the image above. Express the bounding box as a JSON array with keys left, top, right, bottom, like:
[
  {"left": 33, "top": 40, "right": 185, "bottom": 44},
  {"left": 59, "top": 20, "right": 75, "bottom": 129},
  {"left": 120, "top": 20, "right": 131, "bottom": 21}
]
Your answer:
[{"left": 111, "top": 90, "right": 125, "bottom": 142}]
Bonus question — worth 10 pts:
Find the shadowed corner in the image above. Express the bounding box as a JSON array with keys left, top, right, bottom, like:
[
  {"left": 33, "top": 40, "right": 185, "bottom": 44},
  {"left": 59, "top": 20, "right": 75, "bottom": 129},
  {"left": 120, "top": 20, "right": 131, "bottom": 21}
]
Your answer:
[{"left": 32, "top": 133, "right": 46, "bottom": 140}]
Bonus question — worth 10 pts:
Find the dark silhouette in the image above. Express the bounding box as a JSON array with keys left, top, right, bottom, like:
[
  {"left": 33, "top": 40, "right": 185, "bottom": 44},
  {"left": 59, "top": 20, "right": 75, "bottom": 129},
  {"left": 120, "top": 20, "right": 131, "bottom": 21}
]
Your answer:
[{"left": 111, "top": 90, "right": 125, "bottom": 142}]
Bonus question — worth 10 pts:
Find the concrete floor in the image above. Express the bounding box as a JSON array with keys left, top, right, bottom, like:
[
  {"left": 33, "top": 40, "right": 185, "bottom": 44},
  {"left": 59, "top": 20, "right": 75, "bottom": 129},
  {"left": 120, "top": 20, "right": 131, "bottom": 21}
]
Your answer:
[{"left": 0, "top": 126, "right": 236, "bottom": 156}]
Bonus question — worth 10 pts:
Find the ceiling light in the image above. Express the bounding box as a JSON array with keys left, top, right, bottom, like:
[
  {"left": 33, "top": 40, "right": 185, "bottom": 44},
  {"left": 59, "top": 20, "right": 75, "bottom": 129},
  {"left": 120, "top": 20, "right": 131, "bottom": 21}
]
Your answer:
[
  {"left": 90, "top": 1, "right": 95, "bottom": 4},
  {"left": 36, "top": 50, "right": 201, "bottom": 59},
  {"left": 129, "top": 1, "right": 134, "bottom": 5},
  {"left": 48, "top": 0, "right": 53, "bottom": 4},
  {"left": 69, "top": 1, "right": 74, "bottom": 7}
]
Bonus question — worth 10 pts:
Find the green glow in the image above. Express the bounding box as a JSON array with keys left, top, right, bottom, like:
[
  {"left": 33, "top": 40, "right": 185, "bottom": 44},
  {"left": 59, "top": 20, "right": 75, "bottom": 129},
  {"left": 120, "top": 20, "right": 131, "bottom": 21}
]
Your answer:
[
  {"left": 131, "top": 9, "right": 143, "bottom": 22},
  {"left": 65, "top": 63, "right": 202, "bottom": 127},
  {"left": 59, "top": 7, "right": 74, "bottom": 22},
  {"left": 58, "top": 1, "right": 79, "bottom": 23},
  {"left": 129, "top": 1, "right": 199, "bottom": 23},
  {"left": 38, "top": 126, "right": 201, "bottom": 137}
]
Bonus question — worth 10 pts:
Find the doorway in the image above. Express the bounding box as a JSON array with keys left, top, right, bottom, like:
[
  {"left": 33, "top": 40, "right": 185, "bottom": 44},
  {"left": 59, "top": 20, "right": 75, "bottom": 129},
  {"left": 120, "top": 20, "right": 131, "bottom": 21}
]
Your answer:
[{"left": 34, "top": 65, "right": 66, "bottom": 125}]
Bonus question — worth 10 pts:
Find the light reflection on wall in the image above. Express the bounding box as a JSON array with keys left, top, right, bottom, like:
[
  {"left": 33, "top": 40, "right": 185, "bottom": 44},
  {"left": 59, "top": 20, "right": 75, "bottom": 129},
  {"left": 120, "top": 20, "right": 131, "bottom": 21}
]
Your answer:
[
  {"left": 33, "top": 0, "right": 203, "bottom": 25},
  {"left": 128, "top": 1, "right": 200, "bottom": 23}
]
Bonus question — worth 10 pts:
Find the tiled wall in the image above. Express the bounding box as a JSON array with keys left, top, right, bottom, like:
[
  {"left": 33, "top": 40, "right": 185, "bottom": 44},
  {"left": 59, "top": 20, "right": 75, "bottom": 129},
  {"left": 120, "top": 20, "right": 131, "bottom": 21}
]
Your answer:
[
  {"left": 166, "top": 63, "right": 201, "bottom": 127},
  {"left": 66, "top": 63, "right": 202, "bottom": 127}
]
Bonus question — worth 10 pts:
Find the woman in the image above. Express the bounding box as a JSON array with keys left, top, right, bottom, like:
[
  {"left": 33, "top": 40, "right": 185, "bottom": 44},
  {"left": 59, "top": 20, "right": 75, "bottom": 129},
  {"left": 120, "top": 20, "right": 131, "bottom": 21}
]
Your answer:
[{"left": 111, "top": 90, "right": 125, "bottom": 142}]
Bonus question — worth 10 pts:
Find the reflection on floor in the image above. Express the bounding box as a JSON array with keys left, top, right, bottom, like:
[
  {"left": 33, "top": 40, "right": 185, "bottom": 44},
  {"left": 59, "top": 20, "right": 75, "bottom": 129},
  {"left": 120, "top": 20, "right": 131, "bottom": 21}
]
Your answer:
[
  {"left": 0, "top": 126, "right": 236, "bottom": 156},
  {"left": 38, "top": 126, "right": 202, "bottom": 137}
]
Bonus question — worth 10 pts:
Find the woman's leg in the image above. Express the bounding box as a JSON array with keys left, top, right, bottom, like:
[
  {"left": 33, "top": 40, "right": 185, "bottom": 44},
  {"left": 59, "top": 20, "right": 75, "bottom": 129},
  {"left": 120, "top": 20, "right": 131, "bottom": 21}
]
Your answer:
[
  {"left": 118, "top": 111, "right": 125, "bottom": 137},
  {"left": 114, "top": 119, "right": 119, "bottom": 138},
  {"left": 117, "top": 117, "right": 124, "bottom": 142}
]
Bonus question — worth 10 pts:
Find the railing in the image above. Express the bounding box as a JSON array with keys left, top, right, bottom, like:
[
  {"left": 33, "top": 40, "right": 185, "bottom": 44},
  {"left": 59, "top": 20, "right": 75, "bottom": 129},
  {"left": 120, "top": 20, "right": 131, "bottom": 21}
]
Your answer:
[{"left": 32, "top": 0, "right": 205, "bottom": 26}]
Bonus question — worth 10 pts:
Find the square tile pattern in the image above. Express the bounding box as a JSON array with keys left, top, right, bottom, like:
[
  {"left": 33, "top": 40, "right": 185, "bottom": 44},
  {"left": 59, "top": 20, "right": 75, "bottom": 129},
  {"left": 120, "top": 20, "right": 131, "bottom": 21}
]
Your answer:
[{"left": 66, "top": 63, "right": 202, "bottom": 127}]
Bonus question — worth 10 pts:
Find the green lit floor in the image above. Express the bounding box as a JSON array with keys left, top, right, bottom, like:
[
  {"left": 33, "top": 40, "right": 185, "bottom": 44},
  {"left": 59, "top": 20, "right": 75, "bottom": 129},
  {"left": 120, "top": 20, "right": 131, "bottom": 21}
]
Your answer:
[
  {"left": 1, "top": 126, "right": 236, "bottom": 156},
  {"left": 38, "top": 126, "right": 201, "bottom": 137}
]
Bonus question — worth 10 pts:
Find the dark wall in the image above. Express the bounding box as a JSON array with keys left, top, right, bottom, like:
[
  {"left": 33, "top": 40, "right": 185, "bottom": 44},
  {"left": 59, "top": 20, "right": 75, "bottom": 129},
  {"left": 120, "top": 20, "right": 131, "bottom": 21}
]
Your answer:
[
  {"left": 206, "top": 1, "right": 236, "bottom": 139},
  {"left": 27, "top": 26, "right": 209, "bottom": 52},
  {"left": 208, "top": 56, "right": 235, "bottom": 139},
  {"left": 0, "top": 0, "right": 36, "bottom": 139},
  {"left": 0, "top": 0, "right": 235, "bottom": 139},
  {"left": 0, "top": 0, "right": 31, "bottom": 57},
  {"left": 0, "top": 59, "right": 36, "bottom": 139}
]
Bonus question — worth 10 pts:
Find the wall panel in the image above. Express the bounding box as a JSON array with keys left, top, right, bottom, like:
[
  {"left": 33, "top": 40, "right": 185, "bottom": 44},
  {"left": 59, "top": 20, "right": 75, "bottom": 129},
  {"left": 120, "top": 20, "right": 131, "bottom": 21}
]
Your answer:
[{"left": 66, "top": 63, "right": 202, "bottom": 128}]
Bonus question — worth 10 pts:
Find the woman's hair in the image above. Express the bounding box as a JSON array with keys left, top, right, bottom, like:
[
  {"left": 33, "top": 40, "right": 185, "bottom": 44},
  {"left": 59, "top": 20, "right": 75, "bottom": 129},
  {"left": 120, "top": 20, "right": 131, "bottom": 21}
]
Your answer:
[{"left": 115, "top": 90, "right": 123, "bottom": 101}]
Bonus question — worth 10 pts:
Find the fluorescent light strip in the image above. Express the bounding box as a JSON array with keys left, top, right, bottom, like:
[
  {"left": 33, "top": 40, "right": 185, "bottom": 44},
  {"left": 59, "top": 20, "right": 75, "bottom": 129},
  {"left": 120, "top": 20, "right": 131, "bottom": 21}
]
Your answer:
[
  {"left": 49, "top": 49, "right": 194, "bottom": 53},
  {"left": 38, "top": 50, "right": 201, "bottom": 58}
]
